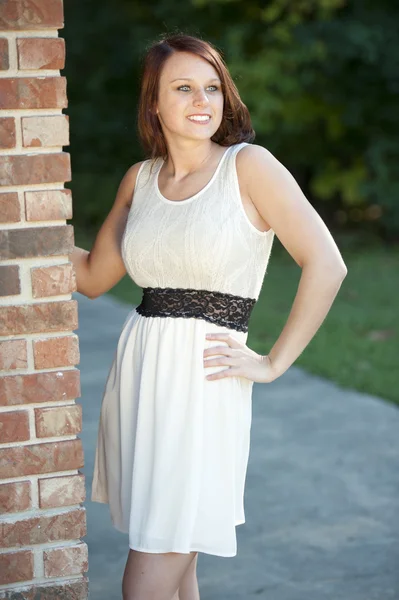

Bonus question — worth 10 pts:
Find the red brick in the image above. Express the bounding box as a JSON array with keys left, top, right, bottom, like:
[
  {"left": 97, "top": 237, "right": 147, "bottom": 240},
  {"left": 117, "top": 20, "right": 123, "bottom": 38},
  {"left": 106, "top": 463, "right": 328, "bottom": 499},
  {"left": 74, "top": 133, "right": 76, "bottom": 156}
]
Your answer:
[
  {"left": 0, "top": 264, "right": 20, "bottom": 296},
  {"left": 31, "top": 263, "right": 76, "bottom": 298},
  {"left": 0, "top": 117, "right": 16, "bottom": 149},
  {"left": 0, "top": 1, "right": 64, "bottom": 31},
  {"left": 0, "top": 299, "right": 77, "bottom": 336},
  {"left": 0, "top": 152, "right": 70, "bottom": 186},
  {"left": 22, "top": 115, "right": 69, "bottom": 148},
  {"left": 0, "top": 410, "right": 30, "bottom": 443},
  {"left": 0, "top": 225, "right": 73, "bottom": 260},
  {"left": 25, "top": 188, "right": 72, "bottom": 221},
  {"left": 44, "top": 542, "right": 88, "bottom": 577},
  {"left": 0, "top": 578, "right": 89, "bottom": 599},
  {"left": 33, "top": 335, "right": 79, "bottom": 369},
  {"left": 33, "top": 333, "right": 79, "bottom": 368},
  {"left": 35, "top": 404, "right": 82, "bottom": 438},
  {"left": 0, "top": 507, "right": 86, "bottom": 548},
  {"left": 0, "top": 339, "right": 27, "bottom": 370},
  {"left": 0, "top": 76, "right": 66, "bottom": 110},
  {"left": 0, "top": 192, "right": 20, "bottom": 223},
  {"left": 0, "top": 550, "right": 33, "bottom": 585},
  {"left": 39, "top": 472, "right": 85, "bottom": 509},
  {"left": 0, "top": 38, "right": 9, "bottom": 70},
  {"left": 17, "top": 37, "right": 65, "bottom": 70},
  {"left": 0, "top": 438, "right": 84, "bottom": 478},
  {"left": 0, "top": 369, "right": 80, "bottom": 407},
  {"left": 0, "top": 481, "right": 31, "bottom": 514}
]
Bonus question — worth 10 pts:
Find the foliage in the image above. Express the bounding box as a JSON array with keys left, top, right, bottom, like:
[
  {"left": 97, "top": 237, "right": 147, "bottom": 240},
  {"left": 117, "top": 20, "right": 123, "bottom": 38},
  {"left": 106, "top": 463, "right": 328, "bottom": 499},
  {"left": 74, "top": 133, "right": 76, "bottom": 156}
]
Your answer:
[{"left": 62, "top": 0, "right": 399, "bottom": 238}]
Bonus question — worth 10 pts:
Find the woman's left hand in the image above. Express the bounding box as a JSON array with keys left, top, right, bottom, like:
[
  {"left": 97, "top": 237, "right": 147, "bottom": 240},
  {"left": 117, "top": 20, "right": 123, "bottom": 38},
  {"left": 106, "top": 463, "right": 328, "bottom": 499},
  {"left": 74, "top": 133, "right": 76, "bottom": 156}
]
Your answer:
[{"left": 203, "top": 332, "right": 277, "bottom": 383}]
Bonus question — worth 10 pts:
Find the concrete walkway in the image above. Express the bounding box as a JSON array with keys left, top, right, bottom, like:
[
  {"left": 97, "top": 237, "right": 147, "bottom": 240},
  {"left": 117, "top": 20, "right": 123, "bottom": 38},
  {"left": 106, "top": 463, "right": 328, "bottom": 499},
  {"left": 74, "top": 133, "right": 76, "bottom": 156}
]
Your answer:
[{"left": 75, "top": 291, "right": 399, "bottom": 600}]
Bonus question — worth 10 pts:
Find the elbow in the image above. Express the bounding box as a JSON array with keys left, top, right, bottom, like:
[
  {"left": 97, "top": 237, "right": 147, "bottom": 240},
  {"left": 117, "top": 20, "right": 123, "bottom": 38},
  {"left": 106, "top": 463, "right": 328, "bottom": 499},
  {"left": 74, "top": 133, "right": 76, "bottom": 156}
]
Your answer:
[
  {"left": 305, "top": 260, "right": 348, "bottom": 281},
  {"left": 86, "top": 290, "right": 101, "bottom": 300},
  {"left": 333, "top": 265, "right": 348, "bottom": 285},
  {"left": 76, "top": 276, "right": 103, "bottom": 300},
  {"left": 336, "top": 261, "right": 348, "bottom": 280},
  {"left": 79, "top": 285, "right": 101, "bottom": 300},
  {"left": 328, "top": 262, "right": 348, "bottom": 282}
]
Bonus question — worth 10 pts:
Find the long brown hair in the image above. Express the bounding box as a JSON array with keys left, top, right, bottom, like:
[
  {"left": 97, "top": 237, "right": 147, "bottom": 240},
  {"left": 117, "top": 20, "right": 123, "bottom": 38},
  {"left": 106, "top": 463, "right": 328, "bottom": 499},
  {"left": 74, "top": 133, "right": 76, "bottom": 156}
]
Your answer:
[{"left": 137, "top": 33, "right": 255, "bottom": 158}]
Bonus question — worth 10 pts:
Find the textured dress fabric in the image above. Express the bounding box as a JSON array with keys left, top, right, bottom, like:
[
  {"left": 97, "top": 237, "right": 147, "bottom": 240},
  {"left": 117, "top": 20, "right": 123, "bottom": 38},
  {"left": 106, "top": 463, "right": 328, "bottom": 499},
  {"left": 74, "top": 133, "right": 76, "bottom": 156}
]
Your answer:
[{"left": 91, "top": 142, "right": 275, "bottom": 557}]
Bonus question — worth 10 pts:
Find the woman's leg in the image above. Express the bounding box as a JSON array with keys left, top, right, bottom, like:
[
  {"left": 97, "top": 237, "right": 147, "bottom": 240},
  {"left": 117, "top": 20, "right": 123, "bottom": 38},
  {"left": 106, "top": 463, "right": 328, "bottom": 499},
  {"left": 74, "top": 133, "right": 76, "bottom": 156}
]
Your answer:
[
  {"left": 176, "top": 553, "right": 200, "bottom": 600},
  {"left": 122, "top": 549, "right": 198, "bottom": 600}
]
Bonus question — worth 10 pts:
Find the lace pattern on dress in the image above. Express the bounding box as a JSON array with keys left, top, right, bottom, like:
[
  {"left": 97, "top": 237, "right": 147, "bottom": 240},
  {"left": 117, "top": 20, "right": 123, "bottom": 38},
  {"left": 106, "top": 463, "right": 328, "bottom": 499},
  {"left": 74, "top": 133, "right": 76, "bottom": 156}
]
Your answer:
[{"left": 136, "top": 287, "right": 256, "bottom": 333}]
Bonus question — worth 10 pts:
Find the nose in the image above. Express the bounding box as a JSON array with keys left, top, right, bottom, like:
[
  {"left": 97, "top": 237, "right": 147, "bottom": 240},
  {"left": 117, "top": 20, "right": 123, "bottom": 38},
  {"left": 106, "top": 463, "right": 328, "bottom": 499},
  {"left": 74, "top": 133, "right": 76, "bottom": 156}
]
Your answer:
[{"left": 193, "top": 88, "right": 209, "bottom": 107}]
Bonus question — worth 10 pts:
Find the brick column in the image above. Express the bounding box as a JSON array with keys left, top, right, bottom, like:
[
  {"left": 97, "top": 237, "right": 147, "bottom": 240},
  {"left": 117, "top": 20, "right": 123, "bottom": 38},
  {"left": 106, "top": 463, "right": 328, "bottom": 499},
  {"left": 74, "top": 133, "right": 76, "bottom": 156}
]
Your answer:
[{"left": 0, "top": 1, "right": 88, "bottom": 597}]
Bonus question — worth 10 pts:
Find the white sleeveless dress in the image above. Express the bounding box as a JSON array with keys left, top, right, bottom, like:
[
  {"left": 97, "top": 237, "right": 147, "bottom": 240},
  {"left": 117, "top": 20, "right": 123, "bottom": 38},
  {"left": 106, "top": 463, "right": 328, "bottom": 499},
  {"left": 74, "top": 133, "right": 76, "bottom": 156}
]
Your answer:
[{"left": 91, "top": 142, "right": 275, "bottom": 557}]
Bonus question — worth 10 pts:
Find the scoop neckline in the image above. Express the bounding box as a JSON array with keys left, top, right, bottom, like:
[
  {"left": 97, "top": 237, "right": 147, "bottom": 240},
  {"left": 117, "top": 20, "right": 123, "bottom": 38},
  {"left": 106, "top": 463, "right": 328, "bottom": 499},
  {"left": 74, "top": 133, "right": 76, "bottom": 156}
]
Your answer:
[{"left": 155, "top": 145, "right": 233, "bottom": 205}]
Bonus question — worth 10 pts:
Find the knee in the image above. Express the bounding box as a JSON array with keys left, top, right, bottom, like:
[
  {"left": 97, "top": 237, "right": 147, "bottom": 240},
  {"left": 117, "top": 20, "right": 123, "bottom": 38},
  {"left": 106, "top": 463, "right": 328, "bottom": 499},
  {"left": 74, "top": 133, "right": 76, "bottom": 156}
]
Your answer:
[
  {"left": 122, "top": 591, "right": 179, "bottom": 600},
  {"left": 122, "top": 582, "right": 180, "bottom": 600}
]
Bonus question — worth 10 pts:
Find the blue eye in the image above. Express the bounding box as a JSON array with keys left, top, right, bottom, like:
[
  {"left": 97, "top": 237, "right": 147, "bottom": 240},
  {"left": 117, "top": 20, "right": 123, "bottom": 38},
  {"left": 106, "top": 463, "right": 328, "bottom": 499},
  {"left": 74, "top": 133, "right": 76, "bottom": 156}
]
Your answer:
[{"left": 177, "top": 85, "right": 219, "bottom": 92}]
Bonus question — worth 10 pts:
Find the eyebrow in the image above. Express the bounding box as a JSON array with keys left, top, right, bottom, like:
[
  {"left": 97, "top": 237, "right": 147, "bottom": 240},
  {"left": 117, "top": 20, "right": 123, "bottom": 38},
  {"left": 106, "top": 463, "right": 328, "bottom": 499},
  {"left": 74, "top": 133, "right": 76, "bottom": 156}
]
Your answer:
[{"left": 170, "top": 77, "right": 221, "bottom": 83}]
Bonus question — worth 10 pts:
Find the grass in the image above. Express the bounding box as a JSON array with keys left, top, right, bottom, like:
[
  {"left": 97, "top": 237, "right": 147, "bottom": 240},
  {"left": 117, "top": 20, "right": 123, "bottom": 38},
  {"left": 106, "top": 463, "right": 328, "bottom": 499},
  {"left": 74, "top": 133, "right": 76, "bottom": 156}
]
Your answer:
[{"left": 73, "top": 226, "right": 399, "bottom": 407}]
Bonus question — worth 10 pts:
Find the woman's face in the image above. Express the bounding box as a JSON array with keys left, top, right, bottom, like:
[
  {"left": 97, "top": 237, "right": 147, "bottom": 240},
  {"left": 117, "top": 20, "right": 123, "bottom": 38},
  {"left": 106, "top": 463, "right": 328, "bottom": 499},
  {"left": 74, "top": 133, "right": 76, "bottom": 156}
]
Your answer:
[{"left": 156, "top": 51, "right": 224, "bottom": 144}]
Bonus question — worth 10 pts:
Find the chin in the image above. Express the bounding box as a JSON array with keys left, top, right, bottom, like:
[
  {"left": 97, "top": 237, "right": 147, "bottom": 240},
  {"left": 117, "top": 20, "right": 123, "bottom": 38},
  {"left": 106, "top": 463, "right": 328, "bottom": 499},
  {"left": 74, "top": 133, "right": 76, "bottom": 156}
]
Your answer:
[{"left": 185, "top": 128, "right": 220, "bottom": 141}]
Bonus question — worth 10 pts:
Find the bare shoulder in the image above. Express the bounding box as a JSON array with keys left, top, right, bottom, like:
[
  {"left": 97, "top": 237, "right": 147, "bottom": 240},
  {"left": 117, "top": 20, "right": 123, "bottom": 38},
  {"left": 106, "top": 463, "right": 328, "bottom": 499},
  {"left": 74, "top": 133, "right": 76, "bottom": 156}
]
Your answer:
[
  {"left": 115, "top": 160, "right": 147, "bottom": 210},
  {"left": 236, "top": 142, "right": 306, "bottom": 206},
  {"left": 236, "top": 143, "right": 286, "bottom": 189},
  {"left": 236, "top": 144, "right": 347, "bottom": 272}
]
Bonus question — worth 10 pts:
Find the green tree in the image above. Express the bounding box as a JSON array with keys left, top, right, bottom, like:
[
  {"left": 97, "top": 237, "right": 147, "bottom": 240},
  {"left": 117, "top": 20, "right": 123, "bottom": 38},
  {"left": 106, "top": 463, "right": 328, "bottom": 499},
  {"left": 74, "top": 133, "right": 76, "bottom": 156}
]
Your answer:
[{"left": 62, "top": 0, "right": 399, "bottom": 238}]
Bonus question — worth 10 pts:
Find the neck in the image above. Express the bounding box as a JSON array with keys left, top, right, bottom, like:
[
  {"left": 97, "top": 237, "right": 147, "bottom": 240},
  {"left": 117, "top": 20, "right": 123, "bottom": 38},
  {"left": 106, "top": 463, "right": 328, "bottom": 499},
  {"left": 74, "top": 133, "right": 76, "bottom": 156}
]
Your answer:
[{"left": 162, "top": 139, "right": 221, "bottom": 179}]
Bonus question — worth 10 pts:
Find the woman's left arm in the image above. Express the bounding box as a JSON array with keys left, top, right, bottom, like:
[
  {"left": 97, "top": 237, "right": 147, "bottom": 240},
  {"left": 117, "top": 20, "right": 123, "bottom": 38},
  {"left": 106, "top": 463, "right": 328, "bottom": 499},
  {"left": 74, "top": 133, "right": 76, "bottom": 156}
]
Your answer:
[
  {"left": 204, "top": 144, "right": 348, "bottom": 382},
  {"left": 245, "top": 144, "right": 347, "bottom": 379}
]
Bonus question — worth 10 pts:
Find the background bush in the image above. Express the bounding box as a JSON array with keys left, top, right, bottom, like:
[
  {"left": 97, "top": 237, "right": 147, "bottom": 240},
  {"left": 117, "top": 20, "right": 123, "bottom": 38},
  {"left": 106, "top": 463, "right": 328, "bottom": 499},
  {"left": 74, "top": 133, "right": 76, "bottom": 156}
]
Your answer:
[{"left": 63, "top": 0, "right": 399, "bottom": 240}]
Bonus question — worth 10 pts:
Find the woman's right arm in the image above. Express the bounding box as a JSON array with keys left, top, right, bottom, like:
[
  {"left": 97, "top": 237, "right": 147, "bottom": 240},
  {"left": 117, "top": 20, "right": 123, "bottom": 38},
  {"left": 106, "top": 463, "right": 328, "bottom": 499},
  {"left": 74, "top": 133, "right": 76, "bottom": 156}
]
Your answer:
[{"left": 69, "top": 161, "right": 144, "bottom": 299}]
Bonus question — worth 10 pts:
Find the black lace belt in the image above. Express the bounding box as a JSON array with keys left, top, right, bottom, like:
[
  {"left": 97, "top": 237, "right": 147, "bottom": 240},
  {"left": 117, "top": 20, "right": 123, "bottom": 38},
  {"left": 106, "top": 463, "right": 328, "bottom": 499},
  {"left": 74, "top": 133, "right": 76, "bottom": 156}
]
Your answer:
[{"left": 135, "top": 287, "right": 256, "bottom": 333}]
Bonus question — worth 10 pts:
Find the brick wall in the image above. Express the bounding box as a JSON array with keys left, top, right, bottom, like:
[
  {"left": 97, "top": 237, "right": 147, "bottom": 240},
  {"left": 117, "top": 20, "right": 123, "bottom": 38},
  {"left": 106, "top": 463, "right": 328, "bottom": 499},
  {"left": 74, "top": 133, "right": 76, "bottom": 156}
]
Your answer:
[{"left": 0, "top": 1, "right": 88, "bottom": 597}]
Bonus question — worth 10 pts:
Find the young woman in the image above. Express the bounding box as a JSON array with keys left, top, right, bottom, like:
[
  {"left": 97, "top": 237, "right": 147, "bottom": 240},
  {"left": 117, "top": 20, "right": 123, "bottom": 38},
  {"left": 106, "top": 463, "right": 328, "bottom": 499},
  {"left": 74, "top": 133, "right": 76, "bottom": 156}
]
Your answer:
[{"left": 70, "top": 34, "right": 347, "bottom": 600}]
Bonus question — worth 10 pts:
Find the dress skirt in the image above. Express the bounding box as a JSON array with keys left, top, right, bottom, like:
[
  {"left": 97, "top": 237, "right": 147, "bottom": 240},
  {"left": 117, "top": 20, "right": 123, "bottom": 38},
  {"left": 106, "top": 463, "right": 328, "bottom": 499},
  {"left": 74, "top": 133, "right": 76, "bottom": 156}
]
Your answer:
[{"left": 91, "top": 308, "right": 254, "bottom": 557}]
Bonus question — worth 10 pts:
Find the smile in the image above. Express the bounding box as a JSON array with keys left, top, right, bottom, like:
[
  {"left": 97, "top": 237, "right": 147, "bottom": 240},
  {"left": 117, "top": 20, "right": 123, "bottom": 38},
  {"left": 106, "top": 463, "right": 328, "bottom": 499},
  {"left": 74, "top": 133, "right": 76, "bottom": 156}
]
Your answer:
[{"left": 187, "top": 115, "right": 211, "bottom": 123}]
